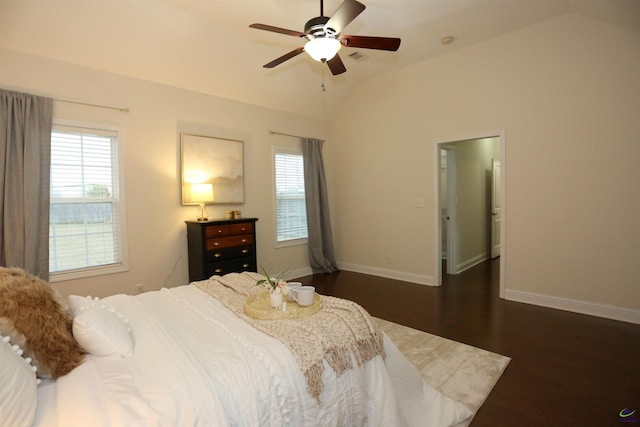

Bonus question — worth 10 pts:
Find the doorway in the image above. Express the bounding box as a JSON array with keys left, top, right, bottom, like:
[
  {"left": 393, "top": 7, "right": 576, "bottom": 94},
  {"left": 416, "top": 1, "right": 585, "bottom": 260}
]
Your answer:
[{"left": 434, "top": 132, "right": 506, "bottom": 299}]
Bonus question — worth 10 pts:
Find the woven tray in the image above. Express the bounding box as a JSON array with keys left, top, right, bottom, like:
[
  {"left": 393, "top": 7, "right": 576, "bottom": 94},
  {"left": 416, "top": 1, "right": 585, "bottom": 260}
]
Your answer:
[{"left": 245, "top": 291, "right": 321, "bottom": 320}]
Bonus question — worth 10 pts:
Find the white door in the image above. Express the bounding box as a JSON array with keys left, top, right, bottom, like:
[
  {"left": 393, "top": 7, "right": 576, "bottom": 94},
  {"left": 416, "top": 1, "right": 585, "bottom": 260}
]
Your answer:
[
  {"left": 440, "top": 149, "right": 448, "bottom": 258},
  {"left": 491, "top": 159, "right": 501, "bottom": 258},
  {"left": 446, "top": 148, "right": 457, "bottom": 274}
]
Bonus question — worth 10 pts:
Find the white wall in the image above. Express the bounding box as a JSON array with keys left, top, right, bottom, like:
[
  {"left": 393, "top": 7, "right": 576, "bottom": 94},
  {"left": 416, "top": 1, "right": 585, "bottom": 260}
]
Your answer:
[
  {"left": 0, "top": 48, "right": 328, "bottom": 297},
  {"left": 2, "top": 13, "right": 639, "bottom": 323},
  {"left": 332, "top": 14, "right": 640, "bottom": 321}
]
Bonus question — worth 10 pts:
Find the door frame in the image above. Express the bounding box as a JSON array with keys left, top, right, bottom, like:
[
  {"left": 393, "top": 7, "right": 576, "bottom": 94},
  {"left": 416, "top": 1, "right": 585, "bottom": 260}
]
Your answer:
[
  {"left": 439, "top": 145, "right": 458, "bottom": 275},
  {"left": 433, "top": 130, "right": 506, "bottom": 298},
  {"left": 491, "top": 158, "right": 501, "bottom": 259}
]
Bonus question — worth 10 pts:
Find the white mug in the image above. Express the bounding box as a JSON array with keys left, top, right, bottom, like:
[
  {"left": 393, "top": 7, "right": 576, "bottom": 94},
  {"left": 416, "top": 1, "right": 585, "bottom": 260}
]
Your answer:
[
  {"left": 290, "top": 285, "right": 315, "bottom": 307},
  {"left": 286, "top": 282, "right": 302, "bottom": 301}
]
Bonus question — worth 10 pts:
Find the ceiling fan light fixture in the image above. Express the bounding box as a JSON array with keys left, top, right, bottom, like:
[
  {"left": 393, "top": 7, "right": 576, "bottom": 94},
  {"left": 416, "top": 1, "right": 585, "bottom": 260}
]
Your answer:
[
  {"left": 305, "top": 37, "right": 341, "bottom": 62},
  {"left": 250, "top": 0, "right": 400, "bottom": 75}
]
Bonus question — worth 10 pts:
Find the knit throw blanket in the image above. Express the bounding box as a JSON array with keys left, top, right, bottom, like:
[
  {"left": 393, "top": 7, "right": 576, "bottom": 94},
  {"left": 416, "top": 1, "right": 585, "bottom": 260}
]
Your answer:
[{"left": 195, "top": 272, "right": 385, "bottom": 403}]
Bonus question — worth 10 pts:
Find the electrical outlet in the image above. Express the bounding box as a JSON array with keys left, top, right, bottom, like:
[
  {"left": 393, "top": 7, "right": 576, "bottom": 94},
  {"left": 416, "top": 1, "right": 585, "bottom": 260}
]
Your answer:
[{"left": 135, "top": 283, "right": 144, "bottom": 294}]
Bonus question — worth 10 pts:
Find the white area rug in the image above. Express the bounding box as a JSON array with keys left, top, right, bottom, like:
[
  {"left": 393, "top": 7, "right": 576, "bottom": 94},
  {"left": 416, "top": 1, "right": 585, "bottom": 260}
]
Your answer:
[{"left": 374, "top": 318, "right": 511, "bottom": 426}]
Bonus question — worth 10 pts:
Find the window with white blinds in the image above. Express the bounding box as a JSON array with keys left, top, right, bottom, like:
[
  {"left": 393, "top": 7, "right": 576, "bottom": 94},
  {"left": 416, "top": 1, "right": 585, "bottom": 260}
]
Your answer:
[
  {"left": 274, "top": 149, "right": 308, "bottom": 242},
  {"left": 49, "top": 123, "right": 128, "bottom": 280}
]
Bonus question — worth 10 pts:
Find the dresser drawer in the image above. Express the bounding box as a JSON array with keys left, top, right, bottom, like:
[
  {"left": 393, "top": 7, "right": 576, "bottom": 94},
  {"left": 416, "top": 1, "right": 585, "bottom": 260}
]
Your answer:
[
  {"left": 230, "top": 222, "right": 253, "bottom": 235},
  {"left": 205, "top": 222, "right": 254, "bottom": 238},
  {"left": 206, "top": 234, "right": 254, "bottom": 250},
  {"left": 206, "top": 245, "right": 255, "bottom": 262},
  {"left": 205, "top": 224, "right": 231, "bottom": 238},
  {"left": 206, "top": 257, "right": 257, "bottom": 276}
]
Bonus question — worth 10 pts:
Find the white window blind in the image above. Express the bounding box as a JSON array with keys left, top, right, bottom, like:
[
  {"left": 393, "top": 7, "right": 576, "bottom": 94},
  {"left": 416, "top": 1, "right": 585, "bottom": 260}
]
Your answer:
[
  {"left": 274, "top": 150, "right": 308, "bottom": 242},
  {"left": 49, "top": 124, "right": 127, "bottom": 279}
]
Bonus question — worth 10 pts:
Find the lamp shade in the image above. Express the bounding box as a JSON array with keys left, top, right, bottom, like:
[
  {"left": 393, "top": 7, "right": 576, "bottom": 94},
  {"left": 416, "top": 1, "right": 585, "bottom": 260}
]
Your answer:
[
  {"left": 305, "top": 37, "right": 341, "bottom": 62},
  {"left": 191, "top": 183, "right": 214, "bottom": 203}
]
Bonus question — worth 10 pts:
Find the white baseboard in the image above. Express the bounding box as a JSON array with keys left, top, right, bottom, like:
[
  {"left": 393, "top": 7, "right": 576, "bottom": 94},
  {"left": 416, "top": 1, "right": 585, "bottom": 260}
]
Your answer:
[
  {"left": 505, "top": 289, "right": 640, "bottom": 325},
  {"left": 295, "top": 263, "right": 639, "bottom": 325},
  {"left": 337, "top": 262, "right": 436, "bottom": 286},
  {"left": 456, "top": 253, "right": 489, "bottom": 274}
]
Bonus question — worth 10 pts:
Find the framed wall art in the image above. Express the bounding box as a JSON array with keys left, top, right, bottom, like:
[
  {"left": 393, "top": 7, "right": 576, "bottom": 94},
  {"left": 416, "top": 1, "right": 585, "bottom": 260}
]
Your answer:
[{"left": 180, "top": 133, "right": 244, "bottom": 205}]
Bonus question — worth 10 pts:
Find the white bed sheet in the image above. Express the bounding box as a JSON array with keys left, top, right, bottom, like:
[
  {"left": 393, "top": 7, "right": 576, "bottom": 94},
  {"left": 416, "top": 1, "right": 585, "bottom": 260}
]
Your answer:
[{"left": 36, "top": 285, "right": 471, "bottom": 427}]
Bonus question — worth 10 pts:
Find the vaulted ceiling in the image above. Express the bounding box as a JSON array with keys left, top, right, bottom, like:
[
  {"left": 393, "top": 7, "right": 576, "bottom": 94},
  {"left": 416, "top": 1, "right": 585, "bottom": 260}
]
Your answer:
[{"left": 1, "top": 0, "right": 638, "bottom": 120}]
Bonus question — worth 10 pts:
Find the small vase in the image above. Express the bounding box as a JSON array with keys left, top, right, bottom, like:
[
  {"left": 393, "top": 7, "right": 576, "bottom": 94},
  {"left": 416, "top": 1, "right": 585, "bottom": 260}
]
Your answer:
[{"left": 270, "top": 291, "right": 283, "bottom": 309}]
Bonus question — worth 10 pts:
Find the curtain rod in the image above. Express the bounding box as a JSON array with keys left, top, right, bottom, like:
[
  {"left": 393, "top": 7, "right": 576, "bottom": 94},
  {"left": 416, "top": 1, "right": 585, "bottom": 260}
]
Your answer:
[
  {"left": 55, "top": 98, "right": 130, "bottom": 113},
  {"left": 269, "top": 130, "right": 324, "bottom": 142}
]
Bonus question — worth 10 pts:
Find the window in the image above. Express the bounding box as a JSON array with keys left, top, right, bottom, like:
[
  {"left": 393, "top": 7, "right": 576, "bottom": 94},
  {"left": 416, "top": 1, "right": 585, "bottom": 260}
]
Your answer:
[
  {"left": 49, "top": 122, "right": 127, "bottom": 280},
  {"left": 274, "top": 148, "right": 308, "bottom": 243}
]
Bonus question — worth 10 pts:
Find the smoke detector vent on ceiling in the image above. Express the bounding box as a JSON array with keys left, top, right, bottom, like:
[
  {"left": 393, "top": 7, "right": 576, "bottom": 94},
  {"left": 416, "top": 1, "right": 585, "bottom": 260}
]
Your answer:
[
  {"left": 348, "top": 51, "right": 367, "bottom": 61},
  {"left": 441, "top": 36, "right": 455, "bottom": 45}
]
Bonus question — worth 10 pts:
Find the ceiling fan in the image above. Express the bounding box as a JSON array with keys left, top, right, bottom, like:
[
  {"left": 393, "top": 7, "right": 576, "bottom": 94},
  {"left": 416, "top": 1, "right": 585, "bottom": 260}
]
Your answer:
[{"left": 249, "top": 0, "right": 401, "bottom": 76}]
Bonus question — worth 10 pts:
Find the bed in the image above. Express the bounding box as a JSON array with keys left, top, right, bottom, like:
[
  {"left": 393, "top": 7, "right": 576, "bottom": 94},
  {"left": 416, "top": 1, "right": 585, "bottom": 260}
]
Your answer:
[{"left": 0, "top": 269, "right": 472, "bottom": 427}]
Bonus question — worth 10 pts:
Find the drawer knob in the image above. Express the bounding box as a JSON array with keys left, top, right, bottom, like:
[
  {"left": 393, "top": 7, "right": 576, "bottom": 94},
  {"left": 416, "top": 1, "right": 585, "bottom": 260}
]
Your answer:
[
  {"left": 241, "top": 239, "right": 247, "bottom": 243},
  {"left": 215, "top": 268, "right": 223, "bottom": 273},
  {"left": 214, "top": 242, "right": 220, "bottom": 246},
  {"left": 214, "top": 253, "right": 222, "bottom": 258},
  {"left": 242, "top": 263, "right": 249, "bottom": 268},
  {"left": 241, "top": 249, "right": 249, "bottom": 254}
]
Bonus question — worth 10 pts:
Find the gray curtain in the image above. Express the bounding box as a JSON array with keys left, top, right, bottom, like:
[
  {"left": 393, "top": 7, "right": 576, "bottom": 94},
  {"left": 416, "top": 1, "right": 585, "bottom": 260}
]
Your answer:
[
  {"left": 0, "top": 89, "right": 53, "bottom": 278},
  {"left": 301, "top": 138, "right": 338, "bottom": 273}
]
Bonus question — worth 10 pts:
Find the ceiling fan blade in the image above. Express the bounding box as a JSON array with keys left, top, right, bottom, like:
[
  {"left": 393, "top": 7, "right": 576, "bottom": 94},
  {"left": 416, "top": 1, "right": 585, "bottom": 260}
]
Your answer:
[
  {"left": 324, "top": 0, "right": 366, "bottom": 36},
  {"left": 249, "top": 23, "right": 306, "bottom": 38},
  {"left": 339, "top": 35, "right": 401, "bottom": 51},
  {"left": 263, "top": 47, "right": 305, "bottom": 68},
  {"left": 326, "top": 53, "right": 347, "bottom": 75}
]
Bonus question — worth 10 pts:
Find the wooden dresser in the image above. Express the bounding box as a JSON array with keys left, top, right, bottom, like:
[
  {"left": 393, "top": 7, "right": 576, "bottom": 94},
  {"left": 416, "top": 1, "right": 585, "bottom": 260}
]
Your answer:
[{"left": 185, "top": 218, "right": 258, "bottom": 282}]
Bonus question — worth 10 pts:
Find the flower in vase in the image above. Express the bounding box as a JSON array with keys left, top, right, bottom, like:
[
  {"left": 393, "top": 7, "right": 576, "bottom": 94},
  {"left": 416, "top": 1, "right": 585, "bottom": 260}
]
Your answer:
[{"left": 256, "top": 266, "right": 291, "bottom": 295}]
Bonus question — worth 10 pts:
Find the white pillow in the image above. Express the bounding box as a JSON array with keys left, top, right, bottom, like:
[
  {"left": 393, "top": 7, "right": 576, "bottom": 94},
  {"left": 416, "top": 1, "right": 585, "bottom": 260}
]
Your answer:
[
  {"left": 72, "top": 303, "right": 134, "bottom": 358},
  {"left": 67, "top": 295, "right": 101, "bottom": 317},
  {"left": 0, "top": 334, "right": 39, "bottom": 427}
]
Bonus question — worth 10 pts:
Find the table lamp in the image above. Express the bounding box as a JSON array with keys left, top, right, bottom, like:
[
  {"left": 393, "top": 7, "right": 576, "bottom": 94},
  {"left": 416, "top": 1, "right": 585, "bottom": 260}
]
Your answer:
[{"left": 191, "top": 183, "right": 214, "bottom": 221}]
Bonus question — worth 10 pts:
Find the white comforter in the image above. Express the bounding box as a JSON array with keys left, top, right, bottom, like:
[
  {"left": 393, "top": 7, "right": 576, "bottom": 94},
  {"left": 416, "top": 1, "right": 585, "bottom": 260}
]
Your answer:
[{"left": 38, "top": 285, "right": 471, "bottom": 427}]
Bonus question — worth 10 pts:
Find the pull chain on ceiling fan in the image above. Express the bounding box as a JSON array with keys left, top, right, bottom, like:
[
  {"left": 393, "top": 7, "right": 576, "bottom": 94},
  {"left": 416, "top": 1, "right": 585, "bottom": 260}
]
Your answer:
[{"left": 249, "top": 0, "right": 401, "bottom": 76}]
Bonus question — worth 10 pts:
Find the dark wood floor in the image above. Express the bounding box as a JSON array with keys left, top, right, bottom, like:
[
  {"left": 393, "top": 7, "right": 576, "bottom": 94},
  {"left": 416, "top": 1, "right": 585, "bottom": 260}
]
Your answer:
[{"left": 298, "top": 259, "right": 640, "bottom": 426}]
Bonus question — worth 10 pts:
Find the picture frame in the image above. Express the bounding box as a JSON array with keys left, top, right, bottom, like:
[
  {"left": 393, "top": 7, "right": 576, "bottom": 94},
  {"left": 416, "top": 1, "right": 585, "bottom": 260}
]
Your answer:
[{"left": 180, "top": 133, "right": 244, "bottom": 205}]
